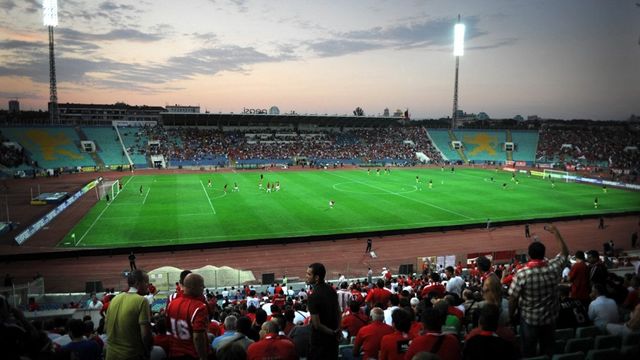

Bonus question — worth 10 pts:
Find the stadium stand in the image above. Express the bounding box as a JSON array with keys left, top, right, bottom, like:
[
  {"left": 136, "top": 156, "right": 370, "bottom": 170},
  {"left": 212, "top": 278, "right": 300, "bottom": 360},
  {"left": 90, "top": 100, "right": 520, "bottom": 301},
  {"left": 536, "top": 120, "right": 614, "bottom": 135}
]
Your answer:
[
  {"left": 456, "top": 129, "right": 506, "bottom": 163},
  {"left": 427, "top": 129, "right": 463, "bottom": 162},
  {"left": 82, "top": 126, "right": 129, "bottom": 166},
  {"left": 511, "top": 130, "right": 539, "bottom": 164},
  {"left": 0, "top": 126, "right": 95, "bottom": 169},
  {"left": 118, "top": 126, "right": 150, "bottom": 167}
]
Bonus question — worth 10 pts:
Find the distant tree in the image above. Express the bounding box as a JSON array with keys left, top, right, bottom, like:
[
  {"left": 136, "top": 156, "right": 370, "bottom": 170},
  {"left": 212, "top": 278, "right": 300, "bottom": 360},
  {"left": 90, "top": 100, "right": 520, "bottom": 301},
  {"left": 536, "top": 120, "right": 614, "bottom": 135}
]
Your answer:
[{"left": 353, "top": 107, "right": 364, "bottom": 116}]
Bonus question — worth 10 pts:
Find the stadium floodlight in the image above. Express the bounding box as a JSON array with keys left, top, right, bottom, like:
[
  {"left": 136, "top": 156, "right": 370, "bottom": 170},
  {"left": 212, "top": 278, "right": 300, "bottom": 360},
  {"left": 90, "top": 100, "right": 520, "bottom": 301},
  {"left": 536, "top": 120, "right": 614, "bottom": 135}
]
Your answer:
[
  {"left": 43, "top": 0, "right": 58, "bottom": 27},
  {"left": 451, "top": 15, "right": 465, "bottom": 131},
  {"left": 453, "top": 23, "right": 465, "bottom": 56}
]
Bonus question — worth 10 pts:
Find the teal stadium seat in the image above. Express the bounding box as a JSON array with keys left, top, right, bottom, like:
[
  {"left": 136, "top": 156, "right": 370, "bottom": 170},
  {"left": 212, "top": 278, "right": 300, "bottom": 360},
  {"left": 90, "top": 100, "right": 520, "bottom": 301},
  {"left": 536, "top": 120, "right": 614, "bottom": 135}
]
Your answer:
[
  {"left": 1, "top": 126, "right": 95, "bottom": 169},
  {"left": 554, "top": 339, "right": 566, "bottom": 354},
  {"left": 454, "top": 129, "right": 505, "bottom": 163},
  {"left": 594, "top": 334, "right": 622, "bottom": 350},
  {"left": 523, "top": 356, "right": 550, "bottom": 360},
  {"left": 427, "top": 129, "right": 462, "bottom": 162},
  {"left": 585, "top": 348, "right": 620, "bottom": 360},
  {"left": 555, "top": 328, "right": 576, "bottom": 342},
  {"left": 576, "top": 326, "right": 601, "bottom": 339},
  {"left": 119, "top": 126, "right": 149, "bottom": 166},
  {"left": 82, "top": 127, "right": 128, "bottom": 166},
  {"left": 552, "top": 352, "right": 585, "bottom": 360},
  {"left": 565, "top": 337, "right": 594, "bottom": 353},
  {"left": 622, "top": 331, "right": 640, "bottom": 346},
  {"left": 510, "top": 130, "right": 539, "bottom": 163}
]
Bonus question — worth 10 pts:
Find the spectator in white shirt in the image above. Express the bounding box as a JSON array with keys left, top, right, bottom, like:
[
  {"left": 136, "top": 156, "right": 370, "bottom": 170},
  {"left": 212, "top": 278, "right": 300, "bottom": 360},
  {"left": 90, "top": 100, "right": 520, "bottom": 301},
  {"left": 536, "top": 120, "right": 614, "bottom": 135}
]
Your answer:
[
  {"left": 444, "top": 266, "right": 465, "bottom": 297},
  {"left": 86, "top": 293, "right": 103, "bottom": 310},
  {"left": 588, "top": 283, "right": 619, "bottom": 330}
]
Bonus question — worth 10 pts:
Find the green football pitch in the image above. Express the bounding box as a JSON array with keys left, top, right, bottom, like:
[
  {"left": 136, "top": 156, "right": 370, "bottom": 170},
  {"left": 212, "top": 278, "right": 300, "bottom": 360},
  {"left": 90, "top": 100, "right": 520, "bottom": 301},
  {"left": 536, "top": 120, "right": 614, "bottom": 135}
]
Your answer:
[{"left": 59, "top": 168, "right": 640, "bottom": 248}]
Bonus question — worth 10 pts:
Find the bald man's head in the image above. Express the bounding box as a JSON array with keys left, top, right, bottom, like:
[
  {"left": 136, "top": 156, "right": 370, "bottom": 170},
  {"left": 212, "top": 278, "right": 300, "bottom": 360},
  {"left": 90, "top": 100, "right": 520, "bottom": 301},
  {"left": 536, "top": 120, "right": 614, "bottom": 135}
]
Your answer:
[{"left": 183, "top": 273, "right": 205, "bottom": 297}]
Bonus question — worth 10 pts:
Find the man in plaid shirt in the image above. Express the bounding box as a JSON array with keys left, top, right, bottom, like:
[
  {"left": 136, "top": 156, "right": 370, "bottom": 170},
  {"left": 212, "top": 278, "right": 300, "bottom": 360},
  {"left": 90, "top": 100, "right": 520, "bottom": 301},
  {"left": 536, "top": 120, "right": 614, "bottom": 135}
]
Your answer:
[{"left": 508, "top": 224, "right": 569, "bottom": 357}]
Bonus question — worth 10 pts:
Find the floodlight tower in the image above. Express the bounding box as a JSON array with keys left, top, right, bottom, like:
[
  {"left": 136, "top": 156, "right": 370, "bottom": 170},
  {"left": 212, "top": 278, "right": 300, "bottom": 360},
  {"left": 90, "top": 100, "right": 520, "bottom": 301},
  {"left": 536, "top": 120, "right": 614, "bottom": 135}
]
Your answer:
[
  {"left": 451, "top": 14, "right": 465, "bottom": 130},
  {"left": 43, "top": 0, "right": 59, "bottom": 124}
]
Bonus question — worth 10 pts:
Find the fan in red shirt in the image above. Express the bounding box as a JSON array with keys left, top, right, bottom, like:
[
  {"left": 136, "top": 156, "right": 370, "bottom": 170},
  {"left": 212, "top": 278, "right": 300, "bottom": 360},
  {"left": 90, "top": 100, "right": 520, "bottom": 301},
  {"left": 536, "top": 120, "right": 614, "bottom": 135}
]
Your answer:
[
  {"left": 420, "top": 272, "right": 445, "bottom": 299},
  {"left": 247, "top": 320, "right": 297, "bottom": 360},
  {"left": 404, "top": 307, "right": 461, "bottom": 360},
  {"left": 341, "top": 300, "right": 370, "bottom": 338},
  {"left": 380, "top": 307, "right": 414, "bottom": 360},
  {"left": 568, "top": 251, "right": 590, "bottom": 301},
  {"left": 366, "top": 279, "right": 392, "bottom": 309},
  {"left": 353, "top": 307, "right": 393, "bottom": 359},
  {"left": 167, "top": 270, "right": 192, "bottom": 307},
  {"left": 165, "top": 273, "right": 209, "bottom": 360}
]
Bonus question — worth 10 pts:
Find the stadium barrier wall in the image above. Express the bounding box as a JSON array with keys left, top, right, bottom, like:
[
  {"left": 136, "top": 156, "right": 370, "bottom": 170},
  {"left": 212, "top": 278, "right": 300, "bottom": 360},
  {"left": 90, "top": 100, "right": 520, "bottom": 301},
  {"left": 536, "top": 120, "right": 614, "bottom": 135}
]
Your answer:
[{"left": 14, "top": 178, "right": 101, "bottom": 245}]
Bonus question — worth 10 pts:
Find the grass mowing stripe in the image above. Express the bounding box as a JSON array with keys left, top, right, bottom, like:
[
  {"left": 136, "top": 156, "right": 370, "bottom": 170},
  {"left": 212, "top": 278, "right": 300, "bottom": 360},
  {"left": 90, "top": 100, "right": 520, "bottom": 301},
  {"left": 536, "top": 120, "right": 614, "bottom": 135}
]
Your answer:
[
  {"left": 326, "top": 171, "right": 473, "bottom": 220},
  {"left": 76, "top": 175, "right": 135, "bottom": 246},
  {"left": 200, "top": 180, "right": 216, "bottom": 214}
]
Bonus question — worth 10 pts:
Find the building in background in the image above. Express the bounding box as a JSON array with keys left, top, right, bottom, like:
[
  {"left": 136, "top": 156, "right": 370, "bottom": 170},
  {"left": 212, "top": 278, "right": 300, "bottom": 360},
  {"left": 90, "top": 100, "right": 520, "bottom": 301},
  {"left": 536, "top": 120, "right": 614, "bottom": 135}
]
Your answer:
[
  {"left": 59, "top": 102, "right": 165, "bottom": 124},
  {"left": 8, "top": 100, "right": 19, "bottom": 113},
  {"left": 165, "top": 105, "right": 200, "bottom": 113}
]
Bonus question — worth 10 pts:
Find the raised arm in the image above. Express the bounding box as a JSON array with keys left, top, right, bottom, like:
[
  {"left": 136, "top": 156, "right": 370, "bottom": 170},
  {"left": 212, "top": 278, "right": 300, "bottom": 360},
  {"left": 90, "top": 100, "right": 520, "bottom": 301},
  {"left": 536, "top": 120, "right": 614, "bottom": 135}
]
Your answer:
[{"left": 544, "top": 224, "right": 569, "bottom": 257}]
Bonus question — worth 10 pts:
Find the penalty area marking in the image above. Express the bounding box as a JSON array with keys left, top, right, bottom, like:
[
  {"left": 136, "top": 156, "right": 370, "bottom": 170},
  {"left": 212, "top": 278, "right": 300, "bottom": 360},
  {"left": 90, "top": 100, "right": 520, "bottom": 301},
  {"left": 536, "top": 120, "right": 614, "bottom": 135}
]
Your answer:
[{"left": 200, "top": 180, "right": 217, "bottom": 214}]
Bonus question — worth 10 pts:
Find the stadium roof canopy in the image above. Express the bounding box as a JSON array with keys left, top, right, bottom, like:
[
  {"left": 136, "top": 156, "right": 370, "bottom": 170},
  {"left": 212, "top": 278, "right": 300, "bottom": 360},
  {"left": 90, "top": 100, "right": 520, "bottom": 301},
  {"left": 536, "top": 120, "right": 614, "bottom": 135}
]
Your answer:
[{"left": 161, "top": 113, "right": 408, "bottom": 127}]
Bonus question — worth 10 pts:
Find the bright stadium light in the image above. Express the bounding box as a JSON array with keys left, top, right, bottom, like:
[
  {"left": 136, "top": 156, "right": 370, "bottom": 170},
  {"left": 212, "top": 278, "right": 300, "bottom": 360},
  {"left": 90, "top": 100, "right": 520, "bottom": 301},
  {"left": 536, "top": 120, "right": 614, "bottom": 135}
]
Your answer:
[
  {"left": 43, "top": 0, "right": 58, "bottom": 27},
  {"left": 453, "top": 23, "right": 465, "bottom": 56}
]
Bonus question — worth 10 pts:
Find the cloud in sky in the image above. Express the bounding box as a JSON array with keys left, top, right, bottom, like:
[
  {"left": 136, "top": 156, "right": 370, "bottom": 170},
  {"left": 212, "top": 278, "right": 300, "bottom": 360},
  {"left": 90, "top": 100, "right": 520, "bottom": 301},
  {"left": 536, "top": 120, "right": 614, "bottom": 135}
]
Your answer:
[
  {"left": 305, "top": 16, "right": 502, "bottom": 57},
  {"left": 58, "top": 28, "right": 165, "bottom": 42}
]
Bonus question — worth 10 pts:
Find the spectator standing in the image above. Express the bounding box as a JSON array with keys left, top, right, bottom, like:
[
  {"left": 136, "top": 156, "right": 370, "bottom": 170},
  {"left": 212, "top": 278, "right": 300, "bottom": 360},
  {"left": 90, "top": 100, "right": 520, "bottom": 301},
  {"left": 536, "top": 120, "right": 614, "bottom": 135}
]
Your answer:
[
  {"left": 128, "top": 252, "right": 137, "bottom": 271},
  {"left": 445, "top": 266, "right": 465, "bottom": 297},
  {"left": 586, "top": 250, "right": 608, "bottom": 287},
  {"left": 508, "top": 224, "right": 569, "bottom": 358},
  {"left": 86, "top": 293, "right": 103, "bottom": 310},
  {"left": 105, "top": 270, "right": 153, "bottom": 360},
  {"left": 166, "top": 273, "right": 209, "bottom": 360},
  {"left": 568, "top": 251, "right": 590, "bottom": 303},
  {"left": 306, "top": 262, "right": 341, "bottom": 360},
  {"left": 632, "top": 231, "right": 638, "bottom": 248}
]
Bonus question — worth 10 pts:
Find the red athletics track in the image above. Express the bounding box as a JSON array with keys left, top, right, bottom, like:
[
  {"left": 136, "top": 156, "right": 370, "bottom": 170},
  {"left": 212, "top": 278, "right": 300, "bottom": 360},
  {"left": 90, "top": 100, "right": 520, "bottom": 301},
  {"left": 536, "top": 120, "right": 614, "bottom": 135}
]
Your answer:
[{"left": 0, "top": 167, "right": 638, "bottom": 293}]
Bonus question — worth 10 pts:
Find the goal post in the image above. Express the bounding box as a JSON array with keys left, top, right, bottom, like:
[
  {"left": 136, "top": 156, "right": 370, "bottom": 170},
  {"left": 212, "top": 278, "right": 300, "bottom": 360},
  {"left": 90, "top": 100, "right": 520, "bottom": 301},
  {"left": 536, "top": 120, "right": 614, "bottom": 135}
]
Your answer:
[
  {"left": 543, "top": 169, "right": 573, "bottom": 183},
  {"left": 98, "top": 180, "right": 120, "bottom": 200}
]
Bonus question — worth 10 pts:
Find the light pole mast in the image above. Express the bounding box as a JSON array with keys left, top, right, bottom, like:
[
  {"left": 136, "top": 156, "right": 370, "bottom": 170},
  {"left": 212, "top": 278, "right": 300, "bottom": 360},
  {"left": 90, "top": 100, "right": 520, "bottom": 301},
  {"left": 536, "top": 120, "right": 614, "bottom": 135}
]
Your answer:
[
  {"left": 452, "top": 14, "right": 465, "bottom": 130},
  {"left": 43, "top": 0, "right": 59, "bottom": 124}
]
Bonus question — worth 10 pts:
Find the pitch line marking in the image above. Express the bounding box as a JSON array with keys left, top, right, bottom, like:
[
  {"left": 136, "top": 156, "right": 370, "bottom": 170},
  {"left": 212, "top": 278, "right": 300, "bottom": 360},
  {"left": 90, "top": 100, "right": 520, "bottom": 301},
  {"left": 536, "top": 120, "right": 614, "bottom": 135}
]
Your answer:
[
  {"left": 327, "top": 171, "right": 473, "bottom": 220},
  {"left": 200, "top": 180, "right": 217, "bottom": 214},
  {"left": 76, "top": 175, "right": 135, "bottom": 246},
  {"left": 142, "top": 188, "right": 150, "bottom": 205}
]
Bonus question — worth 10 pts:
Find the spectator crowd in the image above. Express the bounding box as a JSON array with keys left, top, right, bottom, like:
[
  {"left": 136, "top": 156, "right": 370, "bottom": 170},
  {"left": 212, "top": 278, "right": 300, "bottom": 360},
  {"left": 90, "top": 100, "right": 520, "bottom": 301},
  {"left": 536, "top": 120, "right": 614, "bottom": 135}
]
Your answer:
[{"left": 2, "top": 224, "right": 639, "bottom": 359}]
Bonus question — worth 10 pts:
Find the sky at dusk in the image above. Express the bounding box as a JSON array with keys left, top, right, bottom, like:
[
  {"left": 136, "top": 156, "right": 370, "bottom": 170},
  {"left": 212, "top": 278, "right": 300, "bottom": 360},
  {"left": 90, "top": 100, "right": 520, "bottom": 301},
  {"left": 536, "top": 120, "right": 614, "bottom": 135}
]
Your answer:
[{"left": 0, "top": 0, "right": 638, "bottom": 120}]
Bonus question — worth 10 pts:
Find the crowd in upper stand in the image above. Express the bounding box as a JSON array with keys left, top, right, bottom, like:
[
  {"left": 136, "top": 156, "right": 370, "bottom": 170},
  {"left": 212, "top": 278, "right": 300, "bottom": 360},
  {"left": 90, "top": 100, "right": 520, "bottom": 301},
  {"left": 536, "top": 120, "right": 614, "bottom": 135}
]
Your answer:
[
  {"left": 3, "top": 122, "right": 640, "bottom": 177},
  {"left": 0, "top": 132, "right": 27, "bottom": 168},
  {"left": 139, "top": 125, "right": 444, "bottom": 164},
  {"left": 536, "top": 124, "right": 640, "bottom": 171},
  {"left": 3, "top": 225, "right": 640, "bottom": 359}
]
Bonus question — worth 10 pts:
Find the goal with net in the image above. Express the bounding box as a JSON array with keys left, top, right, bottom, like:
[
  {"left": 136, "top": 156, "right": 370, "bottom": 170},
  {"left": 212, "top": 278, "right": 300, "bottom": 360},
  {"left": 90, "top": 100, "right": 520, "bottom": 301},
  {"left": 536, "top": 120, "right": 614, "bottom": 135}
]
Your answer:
[
  {"left": 98, "top": 179, "right": 121, "bottom": 200},
  {"left": 543, "top": 169, "right": 574, "bottom": 183}
]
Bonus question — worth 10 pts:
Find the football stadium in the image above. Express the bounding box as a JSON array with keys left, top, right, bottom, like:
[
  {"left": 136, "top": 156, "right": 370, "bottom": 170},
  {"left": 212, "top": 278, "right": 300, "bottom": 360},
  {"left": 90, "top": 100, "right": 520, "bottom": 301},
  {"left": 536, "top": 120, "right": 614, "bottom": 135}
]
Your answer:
[{"left": 0, "top": 1, "right": 639, "bottom": 359}]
